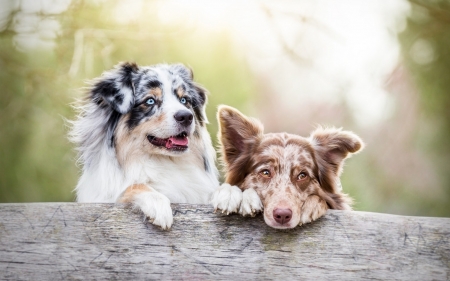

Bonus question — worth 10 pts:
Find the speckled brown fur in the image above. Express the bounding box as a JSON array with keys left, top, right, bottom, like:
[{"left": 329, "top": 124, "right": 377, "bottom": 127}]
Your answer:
[{"left": 217, "top": 105, "right": 364, "bottom": 229}]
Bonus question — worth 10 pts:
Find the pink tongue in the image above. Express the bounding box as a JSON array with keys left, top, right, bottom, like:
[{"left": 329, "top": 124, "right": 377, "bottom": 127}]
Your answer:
[{"left": 165, "top": 136, "right": 188, "bottom": 148}]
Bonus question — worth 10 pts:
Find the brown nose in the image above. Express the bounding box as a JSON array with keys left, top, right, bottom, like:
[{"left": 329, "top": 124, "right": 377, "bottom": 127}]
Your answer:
[{"left": 273, "top": 208, "right": 292, "bottom": 225}]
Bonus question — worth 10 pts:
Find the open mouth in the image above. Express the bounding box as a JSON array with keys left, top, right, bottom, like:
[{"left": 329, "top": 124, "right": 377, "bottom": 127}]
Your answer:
[{"left": 147, "top": 132, "right": 189, "bottom": 151}]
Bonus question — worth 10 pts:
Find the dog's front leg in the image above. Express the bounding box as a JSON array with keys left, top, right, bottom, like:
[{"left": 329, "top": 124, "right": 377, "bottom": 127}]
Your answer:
[
  {"left": 118, "top": 184, "right": 173, "bottom": 230},
  {"left": 299, "top": 195, "right": 328, "bottom": 226},
  {"left": 210, "top": 183, "right": 243, "bottom": 215}
]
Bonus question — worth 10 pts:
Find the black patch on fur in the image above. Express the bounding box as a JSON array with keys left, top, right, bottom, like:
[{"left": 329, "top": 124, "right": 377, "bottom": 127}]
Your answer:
[
  {"left": 120, "top": 62, "right": 138, "bottom": 88},
  {"left": 106, "top": 110, "right": 121, "bottom": 147},
  {"left": 147, "top": 80, "right": 161, "bottom": 88},
  {"left": 115, "top": 94, "right": 124, "bottom": 104},
  {"left": 190, "top": 85, "right": 206, "bottom": 126},
  {"left": 127, "top": 104, "right": 157, "bottom": 130},
  {"left": 203, "top": 155, "right": 210, "bottom": 172},
  {"left": 92, "top": 78, "right": 117, "bottom": 100}
]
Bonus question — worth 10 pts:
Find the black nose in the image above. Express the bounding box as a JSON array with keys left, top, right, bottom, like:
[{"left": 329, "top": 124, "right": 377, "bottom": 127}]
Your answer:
[{"left": 174, "top": 110, "right": 193, "bottom": 127}]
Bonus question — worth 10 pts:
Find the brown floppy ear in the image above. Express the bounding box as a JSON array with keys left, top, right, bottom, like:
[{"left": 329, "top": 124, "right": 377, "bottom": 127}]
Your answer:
[
  {"left": 217, "top": 105, "right": 264, "bottom": 185},
  {"left": 310, "top": 127, "right": 364, "bottom": 209}
]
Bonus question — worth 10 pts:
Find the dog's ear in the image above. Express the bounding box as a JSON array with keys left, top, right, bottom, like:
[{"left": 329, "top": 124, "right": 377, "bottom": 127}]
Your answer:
[
  {"left": 217, "top": 105, "right": 264, "bottom": 185},
  {"left": 309, "top": 127, "right": 363, "bottom": 208},
  {"left": 90, "top": 62, "right": 139, "bottom": 114}
]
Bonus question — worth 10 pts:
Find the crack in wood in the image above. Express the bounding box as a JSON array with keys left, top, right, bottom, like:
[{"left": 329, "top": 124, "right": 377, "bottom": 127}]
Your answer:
[
  {"left": 59, "top": 206, "right": 67, "bottom": 227},
  {"left": 239, "top": 237, "right": 253, "bottom": 253},
  {"left": 5, "top": 210, "right": 35, "bottom": 230},
  {"left": 35, "top": 206, "right": 62, "bottom": 239},
  {"left": 172, "top": 208, "right": 214, "bottom": 216},
  {"left": 89, "top": 252, "right": 103, "bottom": 265},
  {"left": 100, "top": 253, "right": 114, "bottom": 268},
  {"left": 171, "top": 246, "right": 218, "bottom": 275}
]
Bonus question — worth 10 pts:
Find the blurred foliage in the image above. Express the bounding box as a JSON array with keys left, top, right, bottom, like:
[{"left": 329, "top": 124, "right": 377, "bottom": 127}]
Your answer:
[
  {"left": 397, "top": 0, "right": 450, "bottom": 216},
  {"left": 401, "top": 1, "right": 450, "bottom": 175},
  {"left": 0, "top": 35, "right": 77, "bottom": 202},
  {"left": 341, "top": 2, "right": 450, "bottom": 218}
]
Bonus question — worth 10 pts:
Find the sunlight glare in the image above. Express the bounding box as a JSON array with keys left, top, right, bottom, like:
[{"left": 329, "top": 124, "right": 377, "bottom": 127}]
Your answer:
[{"left": 123, "top": 0, "right": 410, "bottom": 126}]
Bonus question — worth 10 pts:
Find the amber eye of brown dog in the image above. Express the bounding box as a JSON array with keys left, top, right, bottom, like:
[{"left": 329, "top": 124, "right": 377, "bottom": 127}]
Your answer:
[
  {"left": 260, "top": 169, "right": 271, "bottom": 178},
  {"left": 297, "top": 172, "right": 308, "bottom": 181}
]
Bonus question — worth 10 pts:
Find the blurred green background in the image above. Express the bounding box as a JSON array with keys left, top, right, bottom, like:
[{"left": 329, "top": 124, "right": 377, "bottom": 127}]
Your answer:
[{"left": 0, "top": 0, "right": 449, "bottom": 217}]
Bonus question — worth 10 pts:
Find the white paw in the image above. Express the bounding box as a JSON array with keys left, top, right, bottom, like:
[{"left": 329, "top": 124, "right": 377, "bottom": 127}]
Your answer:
[
  {"left": 133, "top": 191, "right": 173, "bottom": 230},
  {"left": 239, "top": 188, "right": 263, "bottom": 217},
  {"left": 210, "top": 183, "right": 243, "bottom": 215}
]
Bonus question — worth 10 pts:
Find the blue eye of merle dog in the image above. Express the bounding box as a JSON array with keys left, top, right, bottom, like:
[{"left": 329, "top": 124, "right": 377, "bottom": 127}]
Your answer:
[
  {"left": 180, "top": 97, "right": 187, "bottom": 104},
  {"left": 146, "top": 98, "right": 155, "bottom": 105}
]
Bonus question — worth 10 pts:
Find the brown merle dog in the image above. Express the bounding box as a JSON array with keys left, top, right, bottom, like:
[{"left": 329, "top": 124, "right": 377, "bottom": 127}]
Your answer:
[{"left": 211, "top": 105, "right": 364, "bottom": 229}]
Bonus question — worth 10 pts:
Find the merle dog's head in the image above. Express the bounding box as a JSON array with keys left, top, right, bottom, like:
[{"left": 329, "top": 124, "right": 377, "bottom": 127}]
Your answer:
[
  {"left": 217, "top": 106, "right": 364, "bottom": 229},
  {"left": 88, "top": 62, "right": 208, "bottom": 162}
]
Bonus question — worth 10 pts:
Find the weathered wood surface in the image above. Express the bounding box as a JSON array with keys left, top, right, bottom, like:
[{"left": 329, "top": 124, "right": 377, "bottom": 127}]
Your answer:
[{"left": 0, "top": 203, "right": 449, "bottom": 280}]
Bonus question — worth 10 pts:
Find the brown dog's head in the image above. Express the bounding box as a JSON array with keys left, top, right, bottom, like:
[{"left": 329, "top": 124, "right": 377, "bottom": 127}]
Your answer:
[{"left": 217, "top": 105, "right": 364, "bottom": 229}]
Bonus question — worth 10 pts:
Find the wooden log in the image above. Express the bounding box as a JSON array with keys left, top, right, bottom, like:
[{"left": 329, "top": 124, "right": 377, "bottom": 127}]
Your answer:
[{"left": 0, "top": 203, "right": 449, "bottom": 280}]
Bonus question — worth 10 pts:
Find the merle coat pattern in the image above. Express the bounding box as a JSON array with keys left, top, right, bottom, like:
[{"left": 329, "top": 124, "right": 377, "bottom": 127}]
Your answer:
[
  {"left": 70, "top": 62, "right": 219, "bottom": 229},
  {"left": 211, "top": 106, "right": 363, "bottom": 229}
]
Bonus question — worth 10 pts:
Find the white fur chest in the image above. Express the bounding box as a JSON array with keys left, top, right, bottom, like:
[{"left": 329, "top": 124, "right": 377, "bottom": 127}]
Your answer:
[
  {"left": 127, "top": 155, "right": 219, "bottom": 204},
  {"left": 76, "top": 144, "right": 219, "bottom": 204}
]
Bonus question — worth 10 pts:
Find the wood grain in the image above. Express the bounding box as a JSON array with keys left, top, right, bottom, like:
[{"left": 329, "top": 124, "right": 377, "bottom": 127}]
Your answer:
[{"left": 0, "top": 203, "right": 449, "bottom": 280}]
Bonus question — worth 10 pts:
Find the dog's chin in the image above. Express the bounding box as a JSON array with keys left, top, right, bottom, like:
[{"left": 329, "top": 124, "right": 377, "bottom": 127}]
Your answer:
[{"left": 146, "top": 132, "right": 189, "bottom": 155}]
